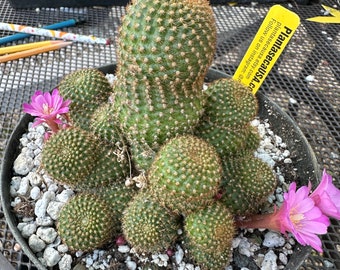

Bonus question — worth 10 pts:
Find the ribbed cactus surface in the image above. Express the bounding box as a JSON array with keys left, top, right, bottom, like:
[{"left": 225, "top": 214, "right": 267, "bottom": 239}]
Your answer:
[
  {"left": 111, "top": 0, "right": 217, "bottom": 157},
  {"left": 148, "top": 135, "right": 222, "bottom": 215}
]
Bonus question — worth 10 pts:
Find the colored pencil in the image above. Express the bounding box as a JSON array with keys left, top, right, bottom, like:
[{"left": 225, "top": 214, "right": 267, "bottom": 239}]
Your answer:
[
  {"left": 0, "top": 22, "right": 110, "bottom": 45},
  {"left": 0, "top": 18, "right": 86, "bottom": 45},
  {"left": 0, "top": 41, "right": 73, "bottom": 63},
  {"left": 0, "top": 40, "right": 66, "bottom": 55}
]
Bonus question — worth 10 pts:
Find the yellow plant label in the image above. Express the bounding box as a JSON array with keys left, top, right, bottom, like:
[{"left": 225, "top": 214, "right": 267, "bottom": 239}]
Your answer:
[{"left": 233, "top": 5, "right": 300, "bottom": 95}]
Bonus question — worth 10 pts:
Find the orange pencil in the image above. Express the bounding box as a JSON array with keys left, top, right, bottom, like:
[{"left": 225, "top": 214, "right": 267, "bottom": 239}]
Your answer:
[
  {"left": 0, "top": 40, "right": 65, "bottom": 55},
  {"left": 0, "top": 41, "right": 72, "bottom": 63}
]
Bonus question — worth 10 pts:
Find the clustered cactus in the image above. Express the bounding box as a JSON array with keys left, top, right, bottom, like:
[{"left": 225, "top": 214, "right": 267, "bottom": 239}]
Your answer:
[{"left": 39, "top": 0, "right": 278, "bottom": 269}]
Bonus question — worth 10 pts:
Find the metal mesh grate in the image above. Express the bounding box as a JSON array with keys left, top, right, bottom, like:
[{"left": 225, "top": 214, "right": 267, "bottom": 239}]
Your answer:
[{"left": 0, "top": 0, "right": 339, "bottom": 269}]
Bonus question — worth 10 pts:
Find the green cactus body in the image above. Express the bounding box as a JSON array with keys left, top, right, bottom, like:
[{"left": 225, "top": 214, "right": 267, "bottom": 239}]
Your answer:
[
  {"left": 90, "top": 102, "right": 124, "bottom": 145},
  {"left": 41, "top": 127, "right": 99, "bottom": 186},
  {"left": 122, "top": 192, "right": 181, "bottom": 253},
  {"left": 57, "top": 193, "right": 115, "bottom": 251},
  {"left": 86, "top": 182, "right": 137, "bottom": 234},
  {"left": 130, "top": 143, "right": 156, "bottom": 173},
  {"left": 195, "top": 123, "right": 260, "bottom": 158},
  {"left": 58, "top": 68, "right": 112, "bottom": 130},
  {"left": 200, "top": 78, "right": 258, "bottom": 129},
  {"left": 221, "top": 155, "right": 277, "bottom": 215},
  {"left": 111, "top": 0, "right": 216, "bottom": 151},
  {"left": 148, "top": 135, "right": 222, "bottom": 215},
  {"left": 184, "top": 202, "right": 235, "bottom": 270},
  {"left": 80, "top": 144, "right": 131, "bottom": 189}
]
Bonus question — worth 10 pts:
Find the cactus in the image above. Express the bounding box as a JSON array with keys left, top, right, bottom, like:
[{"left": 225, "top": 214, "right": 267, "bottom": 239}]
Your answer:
[
  {"left": 195, "top": 123, "right": 259, "bottom": 158},
  {"left": 81, "top": 143, "right": 131, "bottom": 189},
  {"left": 86, "top": 182, "right": 137, "bottom": 234},
  {"left": 184, "top": 202, "right": 235, "bottom": 270},
  {"left": 41, "top": 127, "right": 99, "bottom": 186},
  {"left": 89, "top": 102, "right": 125, "bottom": 145},
  {"left": 111, "top": 0, "right": 217, "bottom": 153},
  {"left": 122, "top": 192, "right": 181, "bottom": 253},
  {"left": 198, "top": 78, "right": 258, "bottom": 129},
  {"left": 221, "top": 154, "right": 277, "bottom": 215},
  {"left": 57, "top": 193, "right": 115, "bottom": 251},
  {"left": 42, "top": 127, "right": 130, "bottom": 189},
  {"left": 148, "top": 135, "right": 222, "bottom": 215},
  {"left": 58, "top": 68, "right": 112, "bottom": 130}
]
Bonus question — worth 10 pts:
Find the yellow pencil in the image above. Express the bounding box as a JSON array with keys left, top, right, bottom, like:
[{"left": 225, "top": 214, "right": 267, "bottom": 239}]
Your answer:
[
  {"left": 0, "top": 40, "right": 66, "bottom": 55},
  {"left": 0, "top": 41, "right": 73, "bottom": 63}
]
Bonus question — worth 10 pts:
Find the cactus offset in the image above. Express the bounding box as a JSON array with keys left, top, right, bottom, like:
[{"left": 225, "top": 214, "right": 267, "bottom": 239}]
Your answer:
[
  {"left": 41, "top": 127, "right": 99, "bottom": 187},
  {"left": 57, "top": 193, "right": 115, "bottom": 252},
  {"left": 42, "top": 127, "right": 130, "bottom": 189},
  {"left": 148, "top": 135, "right": 222, "bottom": 215},
  {"left": 86, "top": 182, "right": 137, "bottom": 234},
  {"left": 198, "top": 78, "right": 258, "bottom": 129},
  {"left": 221, "top": 154, "right": 277, "bottom": 215},
  {"left": 58, "top": 68, "right": 112, "bottom": 130},
  {"left": 122, "top": 192, "right": 181, "bottom": 253},
  {"left": 184, "top": 202, "right": 235, "bottom": 270},
  {"left": 111, "top": 0, "right": 216, "bottom": 155}
]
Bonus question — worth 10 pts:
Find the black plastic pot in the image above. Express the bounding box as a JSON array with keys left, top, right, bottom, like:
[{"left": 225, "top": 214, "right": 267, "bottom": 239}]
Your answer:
[{"left": 1, "top": 65, "right": 319, "bottom": 270}]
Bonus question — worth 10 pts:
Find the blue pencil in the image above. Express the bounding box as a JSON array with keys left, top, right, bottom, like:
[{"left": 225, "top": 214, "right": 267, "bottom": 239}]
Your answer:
[{"left": 0, "top": 17, "right": 86, "bottom": 45}]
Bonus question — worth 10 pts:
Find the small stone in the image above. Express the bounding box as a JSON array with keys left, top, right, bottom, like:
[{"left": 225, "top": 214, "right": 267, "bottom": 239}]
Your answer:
[
  {"left": 175, "top": 246, "right": 184, "bottom": 264},
  {"left": 34, "top": 190, "right": 55, "bottom": 218},
  {"left": 59, "top": 254, "right": 72, "bottom": 270},
  {"left": 36, "top": 227, "right": 58, "bottom": 244},
  {"left": 279, "top": 252, "right": 288, "bottom": 265},
  {"left": 30, "top": 186, "right": 41, "bottom": 200},
  {"left": 126, "top": 260, "right": 137, "bottom": 270},
  {"left": 263, "top": 231, "right": 285, "bottom": 248},
  {"left": 47, "top": 201, "right": 64, "bottom": 220},
  {"left": 261, "top": 250, "right": 278, "bottom": 270},
  {"left": 57, "top": 244, "right": 69, "bottom": 253},
  {"left": 118, "top": 245, "right": 130, "bottom": 253},
  {"left": 56, "top": 189, "right": 74, "bottom": 203},
  {"left": 21, "top": 223, "right": 37, "bottom": 238},
  {"left": 36, "top": 216, "right": 54, "bottom": 226},
  {"left": 17, "top": 177, "right": 30, "bottom": 196},
  {"left": 28, "top": 234, "right": 46, "bottom": 252},
  {"left": 13, "top": 153, "right": 34, "bottom": 175},
  {"left": 43, "top": 247, "right": 61, "bottom": 267},
  {"left": 238, "top": 237, "right": 252, "bottom": 257}
]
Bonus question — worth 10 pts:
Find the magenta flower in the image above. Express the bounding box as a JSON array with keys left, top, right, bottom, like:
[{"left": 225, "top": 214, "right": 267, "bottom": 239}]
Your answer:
[
  {"left": 310, "top": 169, "right": 340, "bottom": 219},
  {"left": 23, "top": 89, "right": 71, "bottom": 133},
  {"left": 236, "top": 182, "right": 330, "bottom": 252}
]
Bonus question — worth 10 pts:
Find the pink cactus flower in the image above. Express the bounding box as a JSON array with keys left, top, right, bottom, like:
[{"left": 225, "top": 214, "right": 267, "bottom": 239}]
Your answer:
[
  {"left": 236, "top": 182, "right": 330, "bottom": 253},
  {"left": 310, "top": 169, "right": 340, "bottom": 220},
  {"left": 23, "top": 89, "right": 71, "bottom": 133}
]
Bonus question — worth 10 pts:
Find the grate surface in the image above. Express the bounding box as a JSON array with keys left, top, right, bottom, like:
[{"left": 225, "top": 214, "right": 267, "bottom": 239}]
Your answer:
[{"left": 0, "top": 0, "right": 339, "bottom": 269}]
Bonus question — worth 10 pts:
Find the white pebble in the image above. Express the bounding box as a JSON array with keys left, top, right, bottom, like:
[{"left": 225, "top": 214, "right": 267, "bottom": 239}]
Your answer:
[
  {"left": 28, "top": 234, "right": 46, "bottom": 252},
  {"left": 261, "top": 250, "right": 278, "bottom": 270},
  {"left": 118, "top": 245, "right": 130, "bottom": 253},
  {"left": 284, "top": 158, "right": 292, "bottom": 164},
  {"left": 56, "top": 189, "right": 74, "bottom": 203},
  {"left": 36, "top": 227, "right": 58, "bottom": 244},
  {"left": 17, "top": 177, "right": 30, "bottom": 196},
  {"left": 57, "top": 244, "right": 69, "bottom": 253},
  {"left": 175, "top": 246, "right": 184, "bottom": 264},
  {"left": 30, "top": 186, "right": 41, "bottom": 200},
  {"left": 21, "top": 223, "right": 37, "bottom": 238},
  {"left": 126, "top": 260, "right": 137, "bottom": 270},
  {"left": 34, "top": 190, "right": 55, "bottom": 218},
  {"left": 46, "top": 201, "right": 64, "bottom": 220},
  {"left": 13, "top": 153, "right": 34, "bottom": 175},
  {"left": 279, "top": 252, "right": 288, "bottom": 265},
  {"left": 263, "top": 231, "right": 285, "bottom": 248},
  {"left": 43, "top": 247, "right": 61, "bottom": 267},
  {"left": 58, "top": 254, "right": 72, "bottom": 270}
]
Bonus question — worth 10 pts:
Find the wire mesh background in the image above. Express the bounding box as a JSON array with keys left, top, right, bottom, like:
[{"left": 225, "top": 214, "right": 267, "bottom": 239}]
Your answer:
[{"left": 0, "top": 0, "right": 339, "bottom": 269}]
